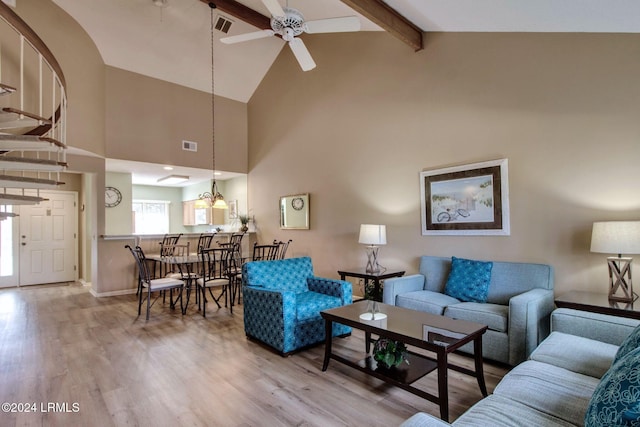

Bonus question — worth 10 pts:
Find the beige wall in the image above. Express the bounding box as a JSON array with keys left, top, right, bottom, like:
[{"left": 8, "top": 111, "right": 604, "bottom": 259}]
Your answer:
[
  {"left": 248, "top": 32, "right": 640, "bottom": 295},
  {"left": 16, "top": 0, "right": 106, "bottom": 156},
  {"left": 105, "top": 66, "right": 248, "bottom": 174}
]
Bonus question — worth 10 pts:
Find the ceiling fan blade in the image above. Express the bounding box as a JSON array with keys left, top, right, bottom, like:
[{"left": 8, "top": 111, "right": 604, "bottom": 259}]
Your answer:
[
  {"left": 305, "top": 16, "right": 361, "bottom": 34},
  {"left": 261, "top": 0, "right": 285, "bottom": 18},
  {"left": 288, "top": 38, "right": 316, "bottom": 71},
  {"left": 220, "top": 30, "right": 275, "bottom": 44}
]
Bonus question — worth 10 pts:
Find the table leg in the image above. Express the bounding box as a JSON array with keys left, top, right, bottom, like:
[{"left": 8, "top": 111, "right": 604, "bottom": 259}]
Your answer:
[
  {"left": 438, "top": 352, "right": 449, "bottom": 422},
  {"left": 322, "top": 319, "right": 333, "bottom": 371},
  {"left": 365, "top": 331, "right": 372, "bottom": 353},
  {"left": 474, "top": 335, "right": 488, "bottom": 396}
]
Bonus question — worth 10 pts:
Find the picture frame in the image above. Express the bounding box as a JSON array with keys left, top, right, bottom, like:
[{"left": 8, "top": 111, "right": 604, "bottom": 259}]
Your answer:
[
  {"left": 280, "top": 193, "right": 309, "bottom": 230},
  {"left": 228, "top": 200, "right": 238, "bottom": 219},
  {"left": 420, "top": 159, "right": 510, "bottom": 236}
]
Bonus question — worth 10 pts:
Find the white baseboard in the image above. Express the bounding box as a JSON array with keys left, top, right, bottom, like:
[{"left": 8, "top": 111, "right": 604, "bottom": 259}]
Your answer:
[{"left": 90, "top": 288, "right": 136, "bottom": 298}]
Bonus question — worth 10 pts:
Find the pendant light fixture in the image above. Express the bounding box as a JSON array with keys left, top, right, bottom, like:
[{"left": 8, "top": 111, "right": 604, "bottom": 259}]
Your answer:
[{"left": 199, "top": 2, "right": 228, "bottom": 210}]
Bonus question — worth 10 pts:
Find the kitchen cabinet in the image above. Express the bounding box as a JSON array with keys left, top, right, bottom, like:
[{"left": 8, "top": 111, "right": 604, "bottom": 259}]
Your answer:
[{"left": 183, "top": 200, "right": 225, "bottom": 226}]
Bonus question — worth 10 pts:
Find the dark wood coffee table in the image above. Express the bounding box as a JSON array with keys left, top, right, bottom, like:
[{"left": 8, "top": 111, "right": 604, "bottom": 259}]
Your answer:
[{"left": 321, "top": 301, "right": 488, "bottom": 421}]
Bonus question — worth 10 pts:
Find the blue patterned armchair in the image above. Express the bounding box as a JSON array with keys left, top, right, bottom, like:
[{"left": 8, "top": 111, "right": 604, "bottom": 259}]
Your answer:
[{"left": 242, "top": 256, "right": 352, "bottom": 355}]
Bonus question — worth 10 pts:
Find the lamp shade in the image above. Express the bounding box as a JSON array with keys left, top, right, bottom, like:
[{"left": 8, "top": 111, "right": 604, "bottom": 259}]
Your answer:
[
  {"left": 590, "top": 221, "right": 640, "bottom": 255},
  {"left": 359, "top": 224, "right": 387, "bottom": 246}
]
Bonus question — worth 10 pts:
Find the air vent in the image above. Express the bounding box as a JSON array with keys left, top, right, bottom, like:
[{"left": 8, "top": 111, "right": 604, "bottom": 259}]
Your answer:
[
  {"left": 215, "top": 15, "right": 233, "bottom": 34},
  {"left": 182, "top": 140, "right": 197, "bottom": 152}
]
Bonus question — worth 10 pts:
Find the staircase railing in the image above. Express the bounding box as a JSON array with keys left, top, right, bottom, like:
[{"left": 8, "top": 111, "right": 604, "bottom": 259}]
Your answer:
[{"left": 0, "top": 1, "right": 68, "bottom": 211}]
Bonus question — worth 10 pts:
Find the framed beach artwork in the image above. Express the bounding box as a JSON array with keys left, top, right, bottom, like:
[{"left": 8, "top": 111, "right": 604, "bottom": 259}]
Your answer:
[{"left": 420, "top": 159, "right": 510, "bottom": 236}]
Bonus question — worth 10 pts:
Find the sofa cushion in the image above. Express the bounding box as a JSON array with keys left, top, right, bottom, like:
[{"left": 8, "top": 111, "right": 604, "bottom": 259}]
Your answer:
[
  {"left": 614, "top": 323, "right": 640, "bottom": 364},
  {"left": 396, "top": 290, "right": 460, "bottom": 315},
  {"left": 295, "top": 291, "right": 342, "bottom": 322},
  {"left": 585, "top": 346, "right": 640, "bottom": 426},
  {"left": 444, "top": 302, "right": 508, "bottom": 332},
  {"left": 444, "top": 256, "right": 493, "bottom": 303},
  {"left": 453, "top": 394, "right": 576, "bottom": 427},
  {"left": 494, "top": 360, "right": 600, "bottom": 425},
  {"left": 530, "top": 331, "right": 617, "bottom": 379}
]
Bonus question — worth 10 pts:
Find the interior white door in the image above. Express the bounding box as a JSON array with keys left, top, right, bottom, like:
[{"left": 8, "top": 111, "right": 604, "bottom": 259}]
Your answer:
[
  {"left": 0, "top": 206, "right": 19, "bottom": 288},
  {"left": 19, "top": 191, "right": 77, "bottom": 286}
]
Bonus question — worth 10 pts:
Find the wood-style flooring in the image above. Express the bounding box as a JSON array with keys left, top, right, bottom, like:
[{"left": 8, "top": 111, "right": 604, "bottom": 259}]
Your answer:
[{"left": 0, "top": 283, "right": 509, "bottom": 426}]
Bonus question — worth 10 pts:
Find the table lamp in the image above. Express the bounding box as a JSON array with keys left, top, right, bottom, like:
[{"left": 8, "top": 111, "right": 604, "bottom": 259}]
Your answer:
[
  {"left": 359, "top": 224, "right": 386, "bottom": 274},
  {"left": 590, "top": 221, "right": 640, "bottom": 302}
]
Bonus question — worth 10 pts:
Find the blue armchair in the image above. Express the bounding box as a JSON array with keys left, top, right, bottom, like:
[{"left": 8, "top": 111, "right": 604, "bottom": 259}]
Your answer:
[{"left": 242, "top": 256, "right": 352, "bottom": 355}]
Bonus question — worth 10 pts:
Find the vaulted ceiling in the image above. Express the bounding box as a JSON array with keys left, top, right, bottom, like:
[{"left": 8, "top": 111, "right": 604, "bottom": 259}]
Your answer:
[
  {"left": 46, "top": 0, "right": 640, "bottom": 185},
  {"left": 52, "top": 0, "right": 640, "bottom": 104}
]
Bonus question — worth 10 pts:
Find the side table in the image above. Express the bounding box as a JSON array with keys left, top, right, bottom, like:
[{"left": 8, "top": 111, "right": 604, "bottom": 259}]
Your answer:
[
  {"left": 337, "top": 268, "right": 405, "bottom": 302},
  {"left": 555, "top": 290, "right": 640, "bottom": 320}
]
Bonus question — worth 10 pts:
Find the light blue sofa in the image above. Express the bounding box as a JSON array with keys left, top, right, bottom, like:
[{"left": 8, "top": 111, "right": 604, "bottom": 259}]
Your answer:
[
  {"left": 242, "top": 256, "right": 352, "bottom": 355},
  {"left": 383, "top": 256, "right": 554, "bottom": 365},
  {"left": 400, "top": 308, "right": 640, "bottom": 426}
]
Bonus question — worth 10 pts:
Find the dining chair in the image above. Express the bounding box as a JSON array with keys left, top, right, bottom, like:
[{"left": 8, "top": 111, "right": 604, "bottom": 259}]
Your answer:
[
  {"left": 151, "top": 233, "right": 184, "bottom": 277},
  {"left": 126, "top": 244, "right": 185, "bottom": 320},
  {"left": 252, "top": 242, "right": 279, "bottom": 261},
  {"left": 273, "top": 239, "right": 292, "bottom": 260},
  {"left": 196, "top": 233, "right": 215, "bottom": 253},
  {"left": 196, "top": 247, "right": 236, "bottom": 317}
]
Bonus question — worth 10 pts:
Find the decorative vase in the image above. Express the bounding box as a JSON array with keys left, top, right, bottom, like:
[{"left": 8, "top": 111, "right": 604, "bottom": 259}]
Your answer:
[{"left": 240, "top": 224, "right": 248, "bottom": 232}]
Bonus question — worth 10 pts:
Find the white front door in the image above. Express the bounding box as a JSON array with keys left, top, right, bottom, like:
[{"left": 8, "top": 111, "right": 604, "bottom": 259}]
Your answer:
[
  {"left": 0, "top": 206, "right": 19, "bottom": 288},
  {"left": 18, "top": 191, "right": 77, "bottom": 286}
]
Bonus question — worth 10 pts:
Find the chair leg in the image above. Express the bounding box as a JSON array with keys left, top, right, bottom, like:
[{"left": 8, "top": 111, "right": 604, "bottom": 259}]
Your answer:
[
  {"left": 201, "top": 287, "right": 207, "bottom": 318},
  {"left": 138, "top": 285, "right": 144, "bottom": 316},
  {"left": 208, "top": 287, "right": 223, "bottom": 309},
  {"left": 178, "top": 287, "right": 184, "bottom": 314},
  {"left": 146, "top": 289, "right": 151, "bottom": 321}
]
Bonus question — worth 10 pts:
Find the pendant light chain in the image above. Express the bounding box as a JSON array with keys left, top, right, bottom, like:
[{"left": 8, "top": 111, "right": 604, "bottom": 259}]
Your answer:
[{"left": 209, "top": 2, "right": 216, "bottom": 186}]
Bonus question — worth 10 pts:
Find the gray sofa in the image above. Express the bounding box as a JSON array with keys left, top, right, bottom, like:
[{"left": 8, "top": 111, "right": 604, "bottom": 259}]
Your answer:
[
  {"left": 401, "top": 308, "right": 640, "bottom": 426},
  {"left": 383, "top": 256, "right": 554, "bottom": 365}
]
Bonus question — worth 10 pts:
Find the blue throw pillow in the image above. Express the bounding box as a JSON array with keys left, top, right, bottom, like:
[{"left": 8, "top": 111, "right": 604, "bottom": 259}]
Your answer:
[
  {"left": 443, "top": 257, "right": 493, "bottom": 303},
  {"left": 585, "top": 346, "right": 640, "bottom": 427},
  {"left": 614, "top": 324, "right": 640, "bottom": 365}
]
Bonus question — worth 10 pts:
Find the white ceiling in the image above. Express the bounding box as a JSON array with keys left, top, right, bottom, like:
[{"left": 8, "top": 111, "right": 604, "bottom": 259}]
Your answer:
[
  {"left": 105, "top": 158, "right": 245, "bottom": 187},
  {"left": 48, "top": 0, "right": 640, "bottom": 185}
]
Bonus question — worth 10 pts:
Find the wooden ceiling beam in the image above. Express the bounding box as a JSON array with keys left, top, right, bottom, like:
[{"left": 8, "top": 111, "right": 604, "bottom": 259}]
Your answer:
[
  {"left": 201, "top": 0, "right": 271, "bottom": 30},
  {"left": 204, "top": 0, "right": 422, "bottom": 51},
  {"left": 339, "top": 0, "right": 423, "bottom": 51}
]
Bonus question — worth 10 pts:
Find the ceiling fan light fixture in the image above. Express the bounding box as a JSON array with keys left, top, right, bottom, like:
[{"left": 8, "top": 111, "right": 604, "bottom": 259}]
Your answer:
[{"left": 220, "top": 0, "right": 360, "bottom": 72}]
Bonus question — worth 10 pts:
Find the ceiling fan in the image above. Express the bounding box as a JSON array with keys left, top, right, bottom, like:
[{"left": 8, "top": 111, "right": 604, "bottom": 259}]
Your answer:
[{"left": 220, "top": 0, "right": 361, "bottom": 71}]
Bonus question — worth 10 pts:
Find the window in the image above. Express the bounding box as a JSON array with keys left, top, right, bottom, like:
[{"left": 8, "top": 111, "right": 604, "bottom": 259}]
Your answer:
[{"left": 132, "top": 200, "right": 170, "bottom": 234}]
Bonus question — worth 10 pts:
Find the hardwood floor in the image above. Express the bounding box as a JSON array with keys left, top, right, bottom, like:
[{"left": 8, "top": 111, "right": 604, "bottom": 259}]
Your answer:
[{"left": 0, "top": 283, "right": 509, "bottom": 426}]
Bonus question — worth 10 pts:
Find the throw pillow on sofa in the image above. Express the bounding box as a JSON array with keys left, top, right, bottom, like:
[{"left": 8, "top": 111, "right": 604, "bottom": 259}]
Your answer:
[
  {"left": 443, "top": 256, "right": 493, "bottom": 303},
  {"left": 614, "top": 323, "right": 640, "bottom": 364},
  {"left": 585, "top": 346, "right": 640, "bottom": 426}
]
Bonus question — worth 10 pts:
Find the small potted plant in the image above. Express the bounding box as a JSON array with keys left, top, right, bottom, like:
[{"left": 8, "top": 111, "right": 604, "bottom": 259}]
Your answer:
[
  {"left": 238, "top": 214, "right": 249, "bottom": 232},
  {"left": 373, "top": 338, "right": 410, "bottom": 369}
]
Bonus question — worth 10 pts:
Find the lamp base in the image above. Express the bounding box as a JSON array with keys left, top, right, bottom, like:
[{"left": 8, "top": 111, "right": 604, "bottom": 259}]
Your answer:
[
  {"left": 607, "top": 257, "right": 635, "bottom": 303},
  {"left": 365, "top": 245, "right": 380, "bottom": 274}
]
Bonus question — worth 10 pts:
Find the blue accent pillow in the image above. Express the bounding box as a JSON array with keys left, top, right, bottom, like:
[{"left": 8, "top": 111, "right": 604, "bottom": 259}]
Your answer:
[
  {"left": 444, "top": 257, "right": 493, "bottom": 303},
  {"left": 585, "top": 346, "right": 640, "bottom": 426},
  {"left": 614, "top": 323, "right": 640, "bottom": 365}
]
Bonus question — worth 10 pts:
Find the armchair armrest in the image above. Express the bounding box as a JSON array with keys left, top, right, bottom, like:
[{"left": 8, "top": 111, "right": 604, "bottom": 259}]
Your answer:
[
  {"left": 307, "top": 277, "right": 352, "bottom": 305},
  {"left": 382, "top": 274, "right": 426, "bottom": 306},
  {"left": 508, "top": 288, "right": 555, "bottom": 365},
  {"left": 243, "top": 285, "right": 297, "bottom": 352}
]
